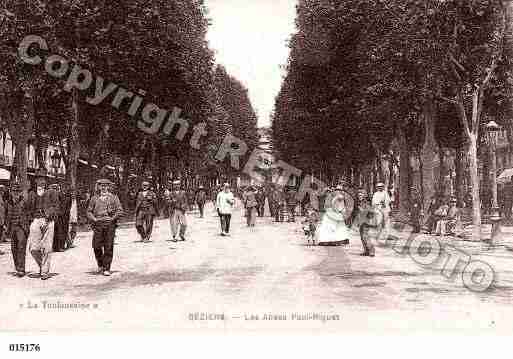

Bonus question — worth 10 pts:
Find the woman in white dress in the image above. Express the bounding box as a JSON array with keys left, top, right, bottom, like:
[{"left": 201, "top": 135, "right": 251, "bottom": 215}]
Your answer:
[{"left": 315, "top": 187, "right": 352, "bottom": 246}]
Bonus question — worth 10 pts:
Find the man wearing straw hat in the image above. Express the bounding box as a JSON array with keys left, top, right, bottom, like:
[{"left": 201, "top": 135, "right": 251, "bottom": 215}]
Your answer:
[
  {"left": 87, "top": 178, "right": 123, "bottom": 276},
  {"left": 216, "top": 182, "right": 235, "bottom": 236},
  {"left": 26, "top": 170, "right": 60, "bottom": 280},
  {"left": 134, "top": 181, "right": 158, "bottom": 242},
  {"left": 372, "top": 182, "right": 392, "bottom": 237}
]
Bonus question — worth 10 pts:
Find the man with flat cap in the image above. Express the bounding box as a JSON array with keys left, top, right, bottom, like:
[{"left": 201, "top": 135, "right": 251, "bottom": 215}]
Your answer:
[
  {"left": 87, "top": 178, "right": 123, "bottom": 276},
  {"left": 165, "top": 180, "right": 188, "bottom": 241},
  {"left": 134, "top": 181, "right": 158, "bottom": 242},
  {"left": 6, "top": 182, "right": 30, "bottom": 277},
  {"left": 26, "top": 171, "right": 60, "bottom": 280}
]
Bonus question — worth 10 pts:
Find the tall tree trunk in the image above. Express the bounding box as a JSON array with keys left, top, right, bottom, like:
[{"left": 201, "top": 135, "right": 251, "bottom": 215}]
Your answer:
[
  {"left": 482, "top": 146, "right": 490, "bottom": 214},
  {"left": 377, "top": 153, "right": 385, "bottom": 183},
  {"left": 372, "top": 159, "right": 378, "bottom": 190},
  {"left": 438, "top": 144, "right": 446, "bottom": 196},
  {"left": 13, "top": 135, "right": 29, "bottom": 193},
  {"left": 362, "top": 164, "right": 372, "bottom": 195},
  {"left": 421, "top": 100, "right": 437, "bottom": 211},
  {"left": 34, "top": 121, "right": 46, "bottom": 171},
  {"left": 9, "top": 90, "right": 36, "bottom": 196},
  {"left": 120, "top": 155, "right": 131, "bottom": 206},
  {"left": 417, "top": 149, "right": 425, "bottom": 207},
  {"left": 455, "top": 147, "right": 465, "bottom": 207},
  {"left": 468, "top": 134, "right": 481, "bottom": 240},
  {"left": 354, "top": 166, "right": 361, "bottom": 188},
  {"left": 69, "top": 89, "right": 81, "bottom": 196},
  {"left": 388, "top": 154, "right": 394, "bottom": 196},
  {"left": 398, "top": 128, "right": 410, "bottom": 216}
]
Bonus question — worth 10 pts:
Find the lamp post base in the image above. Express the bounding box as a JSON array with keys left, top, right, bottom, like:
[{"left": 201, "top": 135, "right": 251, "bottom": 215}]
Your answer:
[{"left": 489, "top": 207, "right": 501, "bottom": 243}]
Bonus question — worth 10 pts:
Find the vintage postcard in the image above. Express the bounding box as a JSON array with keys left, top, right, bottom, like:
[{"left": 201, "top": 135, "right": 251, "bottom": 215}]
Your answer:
[{"left": 1, "top": 0, "right": 513, "bottom": 342}]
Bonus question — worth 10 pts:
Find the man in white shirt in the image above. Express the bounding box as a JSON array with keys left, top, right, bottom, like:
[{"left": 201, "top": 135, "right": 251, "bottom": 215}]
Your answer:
[
  {"left": 371, "top": 182, "right": 392, "bottom": 237},
  {"left": 216, "top": 183, "right": 235, "bottom": 236}
]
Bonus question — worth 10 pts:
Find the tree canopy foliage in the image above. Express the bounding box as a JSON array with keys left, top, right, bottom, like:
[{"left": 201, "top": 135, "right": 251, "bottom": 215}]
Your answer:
[{"left": 0, "top": 0, "right": 259, "bottom": 195}]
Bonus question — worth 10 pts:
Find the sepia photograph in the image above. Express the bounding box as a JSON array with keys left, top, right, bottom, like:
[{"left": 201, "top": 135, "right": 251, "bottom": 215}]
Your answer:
[{"left": 1, "top": 0, "right": 513, "bottom": 351}]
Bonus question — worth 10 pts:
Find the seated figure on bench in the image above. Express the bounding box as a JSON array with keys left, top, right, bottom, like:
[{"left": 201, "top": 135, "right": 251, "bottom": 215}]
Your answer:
[{"left": 435, "top": 197, "right": 462, "bottom": 237}]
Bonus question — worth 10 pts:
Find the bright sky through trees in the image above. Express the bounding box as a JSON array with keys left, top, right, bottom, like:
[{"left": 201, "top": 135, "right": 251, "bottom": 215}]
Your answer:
[{"left": 206, "top": 0, "right": 297, "bottom": 127}]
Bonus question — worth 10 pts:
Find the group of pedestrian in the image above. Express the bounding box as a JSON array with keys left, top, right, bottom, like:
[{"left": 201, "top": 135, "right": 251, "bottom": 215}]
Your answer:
[
  {"left": 239, "top": 184, "right": 299, "bottom": 226},
  {"left": 131, "top": 179, "right": 213, "bottom": 243},
  {"left": 5, "top": 171, "right": 482, "bottom": 280},
  {"left": 0, "top": 172, "right": 81, "bottom": 279},
  {"left": 300, "top": 182, "right": 393, "bottom": 257}
]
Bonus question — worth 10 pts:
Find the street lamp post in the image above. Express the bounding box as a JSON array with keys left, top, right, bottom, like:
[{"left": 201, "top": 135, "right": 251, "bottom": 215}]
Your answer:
[{"left": 485, "top": 120, "right": 502, "bottom": 242}]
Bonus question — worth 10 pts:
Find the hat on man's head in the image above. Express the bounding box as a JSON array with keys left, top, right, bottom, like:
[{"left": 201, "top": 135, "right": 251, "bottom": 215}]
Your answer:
[
  {"left": 172, "top": 180, "right": 181, "bottom": 185},
  {"left": 198, "top": 185, "right": 204, "bottom": 189},
  {"left": 34, "top": 168, "right": 47, "bottom": 178},
  {"left": 96, "top": 178, "right": 114, "bottom": 185},
  {"left": 376, "top": 182, "right": 385, "bottom": 188},
  {"left": 142, "top": 181, "right": 150, "bottom": 186},
  {"left": 34, "top": 168, "right": 48, "bottom": 183}
]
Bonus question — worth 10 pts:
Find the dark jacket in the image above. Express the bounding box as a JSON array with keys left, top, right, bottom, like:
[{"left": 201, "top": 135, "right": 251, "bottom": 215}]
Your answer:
[
  {"left": 243, "top": 190, "right": 258, "bottom": 208},
  {"left": 410, "top": 196, "right": 423, "bottom": 216},
  {"left": 255, "top": 189, "right": 266, "bottom": 203},
  {"left": 196, "top": 189, "right": 207, "bottom": 204},
  {"left": 135, "top": 190, "right": 158, "bottom": 217},
  {"left": 166, "top": 190, "right": 189, "bottom": 212},
  {"left": 87, "top": 193, "right": 124, "bottom": 224},
  {"left": 6, "top": 196, "right": 30, "bottom": 235}
]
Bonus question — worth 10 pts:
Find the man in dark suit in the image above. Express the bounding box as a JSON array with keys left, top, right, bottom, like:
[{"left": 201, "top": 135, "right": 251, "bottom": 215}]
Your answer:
[
  {"left": 50, "top": 183, "right": 67, "bottom": 252},
  {"left": 6, "top": 182, "right": 30, "bottom": 277},
  {"left": 255, "top": 186, "right": 266, "bottom": 217},
  {"left": 409, "top": 187, "right": 423, "bottom": 233},
  {"left": 134, "top": 181, "right": 158, "bottom": 242},
  {"left": 195, "top": 185, "right": 208, "bottom": 218}
]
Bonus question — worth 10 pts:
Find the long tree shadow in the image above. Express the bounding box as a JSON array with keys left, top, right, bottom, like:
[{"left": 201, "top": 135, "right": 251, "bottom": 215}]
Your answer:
[{"left": 40, "top": 265, "right": 264, "bottom": 299}]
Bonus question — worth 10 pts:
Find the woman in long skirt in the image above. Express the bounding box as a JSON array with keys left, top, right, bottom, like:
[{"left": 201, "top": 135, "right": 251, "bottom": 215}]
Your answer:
[{"left": 315, "top": 191, "right": 351, "bottom": 246}]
